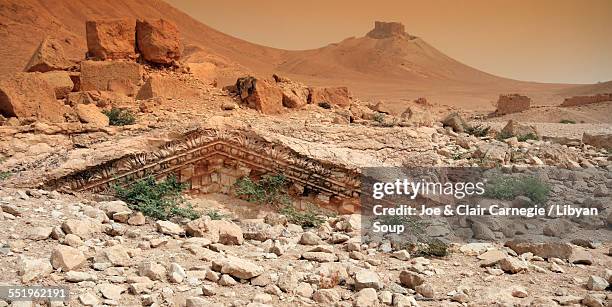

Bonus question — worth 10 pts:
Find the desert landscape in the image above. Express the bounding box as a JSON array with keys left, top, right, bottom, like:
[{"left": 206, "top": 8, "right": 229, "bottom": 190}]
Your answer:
[{"left": 0, "top": 0, "right": 610, "bottom": 306}]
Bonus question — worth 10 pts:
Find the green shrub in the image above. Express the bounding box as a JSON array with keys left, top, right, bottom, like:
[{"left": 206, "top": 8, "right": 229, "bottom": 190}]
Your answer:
[
  {"left": 234, "top": 174, "right": 289, "bottom": 207},
  {"left": 465, "top": 125, "right": 491, "bottom": 137},
  {"left": 495, "top": 130, "right": 513, "bottom": 141},
  {"left": 206, "top": 210, "right": 226, "bottom": 220},
  {"left": 484, "top": 175, "right": 550, "bottom": 204},
  {"left": 373, "top": 112, "right": 385, "bottom": 124},
  {"left": 279, "top": 204, "right": 325, "bottom": 228},
  {"left": 411, "top": 239, "right": 450, "bottom": 257},
  {"left": 317, "top": 102, "right": 332, "bottom": 109},
  {"left": 517, "top": 133, "right": 539, "bottom": 142},
  {"left": 559, "top": 119, "right": 576, "bottom": 124},
  {"left": 0, "top": 171, "right": 10, "bottom": 180},
  {"left": 113, "top": 175, "right": 199, "bottom": 220},
  {"left": 103, "top": 107, "right": 136, "bottom": 126}
]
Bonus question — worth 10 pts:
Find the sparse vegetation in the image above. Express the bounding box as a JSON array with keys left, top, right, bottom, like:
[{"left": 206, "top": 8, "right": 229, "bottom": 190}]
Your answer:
[
  {"left": 206, "top": 210, "right": 226, "bottom": 220},
  {"left": 234, "top": 174, "right": 289, "bottom": 207},
  {"left": 317, "top": 102, "right": 332, "bottom": 109},
  {"left": 484, "top": 175, "right": 550, "bottom": 205},
  {"left": 411, "top": 239, "right": 450, "bottom": 257},
  {"left": 0, "top": 171, "right": 10, "bottom": 180},
  {"left": 517, "top": 133, "right": 538, "bottom": 142},
  {"left": 113, "top": 175, "right": 200, "bottom": 220},
  {"left": 279, "top": 204, "right": 325, "bottom": 228},
  {"left": 465, "top": 124, "right": 491, "bottom": 137},
  {"left": 495, "top": 130, "right": 513, "bottom": 141},
  {"left": 103, "top": 107, "right": 136, "bottom": 126},
  {"left": 559, "top": 119, "right": 576, "bottom": 124},
  {"left": 373, "top": 112, "right": 385, "bottom": 124}
]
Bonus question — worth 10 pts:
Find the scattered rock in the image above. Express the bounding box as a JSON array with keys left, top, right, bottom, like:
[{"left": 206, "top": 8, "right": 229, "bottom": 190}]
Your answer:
[
  {"left": 586, "top": 275, "right": 609, "bottom": 291},
  {"left": 51, "top": 245, "right": 86, "bottom": 271},
  {"left": 399, "top": 271, "right": 424, "bottom": 289},
  {"left": 499, "top": 257, "right": 528, "bottom": 274},
  {"left": 18, "top": 257, "right": 53, "bottom": 282},
  {"left": 156, "top": 220, "right": 185, "bottom": 236}
]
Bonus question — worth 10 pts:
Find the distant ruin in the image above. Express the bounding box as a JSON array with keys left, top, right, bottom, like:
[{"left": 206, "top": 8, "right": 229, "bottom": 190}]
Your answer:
[
  {"left": 366, "top": 21, "right": 417, "bottom": 40},
  {"left": 560, "top": 93, "right": 612, "bottom": 107},
  {"left": 494, "top": 94, "right": 531, "bottom": 115}
]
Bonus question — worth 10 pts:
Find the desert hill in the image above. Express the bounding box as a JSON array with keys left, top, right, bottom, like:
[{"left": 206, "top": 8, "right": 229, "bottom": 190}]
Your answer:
[{"left": 0, "top": 0, "right": 607, "bottom": 109}]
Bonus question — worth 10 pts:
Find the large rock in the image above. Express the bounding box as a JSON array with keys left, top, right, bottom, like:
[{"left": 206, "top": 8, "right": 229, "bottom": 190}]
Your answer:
[
  {"left": 308, "top": 86, "right": 351, "bottom": 107},
  {"left": 354, "top": 270, "right": 383, "bottom": 290},
  {"left": 495, "top": 94, "right": 531, "bottom": 115},
  {"left": 216, "top": 256, "right": 264, "bottom": 279},
  {"left": 582, "top": 133, "right": 612, "bottom": 150},
  {"left": 156, "top": 220, "right": 185, "bottom": 235},
  {"left": 442, "top": 112, "right": 468, "bottom": 133},
  {"left": 86, "top": 19, "right": 136, "bottom": 60},
  {"left": 215, "top": 220, "right": 244, "bottom": 245},
  {"left": 74, "top": 103, "right": 109, "bottom": 127},
  {"left": 505, "top": 240, "right": 574, "bottom": 260},
  {"left": 0, "top": 73, "right": 67, "bottom": 122},
  {"left": 273, "top": 74, "right": 309, "bottom": 108},
  {"left": 24, "top": 36, "right": 72, "bottom": 72},
  {"left": 40, "top": 71, "right": 74, "bottom": 99},
  {"left": 500, "top": 120, "right": 539, "bottom": 139},
  {"left": 236, "top": 76, "right": 284, "bottom": 114},
  {"left": 399, "top": 271, "right": 424, "bottom": 289},
  {"left": 51, "top": 245, "right": 87, "bottom": 271},
  {"left": 136, "top": 19, "right": 181, "bottom": 64},
  {"left": 136, "top": 75, "right": 199, "bottom": 100},
  {"left": 19, "top": 257, "right": 53, "bottom": 282},
  {"left": 80, "top": 60, "right": 141, "bottom": 92}
]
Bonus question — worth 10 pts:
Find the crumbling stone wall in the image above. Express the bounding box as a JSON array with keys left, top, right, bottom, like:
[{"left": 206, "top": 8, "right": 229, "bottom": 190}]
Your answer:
[
  {"left": 495, "top": 94, "right": 531, "bottom": 115},
  {"left": 560, "top": 93, "right": 612, "bottom": 107}
]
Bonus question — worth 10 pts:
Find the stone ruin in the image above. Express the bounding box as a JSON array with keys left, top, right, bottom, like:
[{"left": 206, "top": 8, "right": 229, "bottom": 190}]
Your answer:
[
  {"left": 0, "top": 18, "right": 182, "bottom": 126},
  {"left": 366, "top": 21, "right": 416, "bottom": 40},
  {"left": 560, "top": 93, "right": 612, "bottom": 107},
  {"left": 45, "top": 128, "right": 362, "bottom": 214},
  {"left": 494, "top": 94, "right": 531, "bottom": 115}
]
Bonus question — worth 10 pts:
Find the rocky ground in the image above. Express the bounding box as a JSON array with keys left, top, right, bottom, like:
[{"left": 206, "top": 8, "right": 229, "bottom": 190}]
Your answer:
[{"left": 0, "top": 186, "right": 610, "bottom": 307}]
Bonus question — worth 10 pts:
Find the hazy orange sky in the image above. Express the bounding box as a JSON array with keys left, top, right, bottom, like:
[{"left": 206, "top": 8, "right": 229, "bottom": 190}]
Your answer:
[{"left": 166, "top": 0, "right": 612, "bottom": 84}]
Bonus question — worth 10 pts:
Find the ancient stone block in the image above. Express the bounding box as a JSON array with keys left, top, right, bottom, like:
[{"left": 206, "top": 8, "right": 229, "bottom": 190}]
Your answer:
[
  {"left": 136, "top": 75, "right": 199, "bottom": 100},
  {"left": 86, "top": 19, "right": 136, "bottom": 60},
  {"left": 0, "top": 73, "right": 67, "bottom": 122},
  {"left": 24, "top": 36, "right": 71, "bottom": 72},
  {"left": 136, "top": 19, "right": 181, "bottom": 64},
  {"left": 40, "top": 71, "right": 74, "bottom": 99},
  {"left": 236, "top": 76, "right": 284, "bottom": 114},
  {"left": 80, "top": 60, "right": 141, "bottom": 92},
  {"left": 308, "top": 86, "right": 351, "bottom": 107}
]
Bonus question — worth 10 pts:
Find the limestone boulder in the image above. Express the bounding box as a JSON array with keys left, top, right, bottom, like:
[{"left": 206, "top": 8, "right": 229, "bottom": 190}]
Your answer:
[
  {"left": 236, "top": 76, "right": 284, "bottom": 114},
  {"left": 51, "top": 245, "right": 87, "bottom": 271},
  {"left": 308, "top": 86, "right": 351, "bottom": 107},
  {"left": 0, "top": 73, "right": 67, "bottom": 122},
  {"left": 40, "top": 71, "right": 74, "bottom": 99},
  {"left": 75, "top": 104, "right": 109, "bottom": 127},
  {"left": 80, "top": 60, "right": 141, "bottom": 92},
  {"left": 136, "top": 75, "right": 199, "bottom": 100},
  {"left": 500, "top": 120, "right": 539, "bottom": 139},
  {"left": 24, "top": 36, "right": 72, "bottom": 72},
  {"left": 86, "top": 19, "right": 136, "bottom": 60},
  {"left": 136, "top": 19, "right": 181, "bottom": 64}
]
